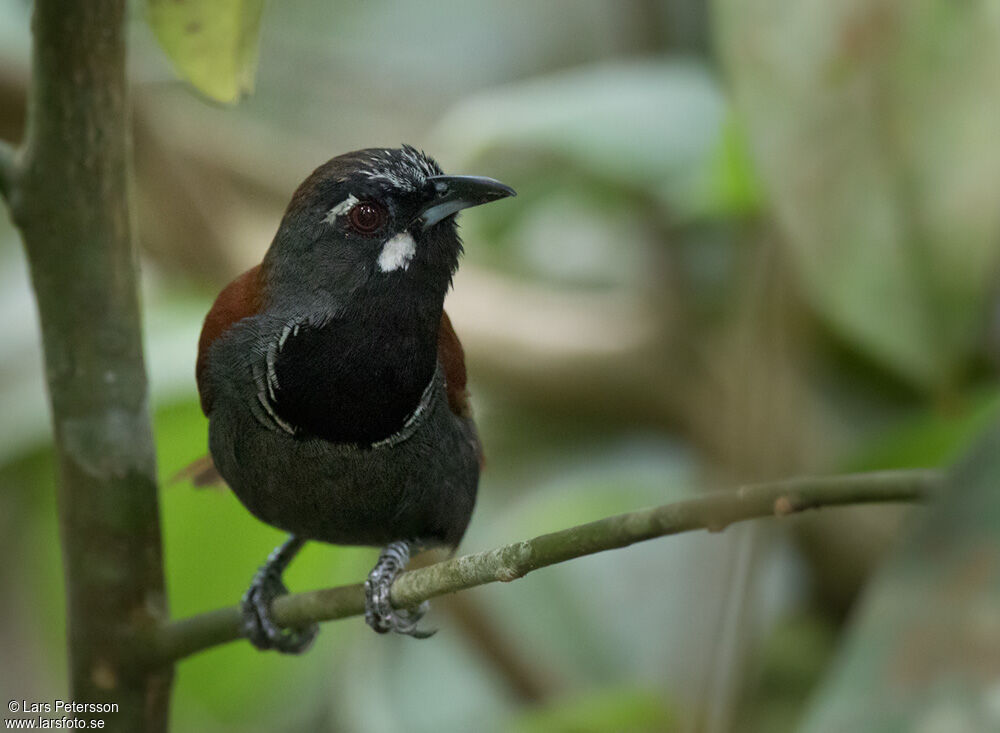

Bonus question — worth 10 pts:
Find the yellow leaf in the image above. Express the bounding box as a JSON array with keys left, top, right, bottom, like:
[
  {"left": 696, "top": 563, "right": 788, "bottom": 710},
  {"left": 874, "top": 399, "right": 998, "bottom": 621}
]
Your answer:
[{"left": 147, "top": 0, "right": 266, "bottom": 104}]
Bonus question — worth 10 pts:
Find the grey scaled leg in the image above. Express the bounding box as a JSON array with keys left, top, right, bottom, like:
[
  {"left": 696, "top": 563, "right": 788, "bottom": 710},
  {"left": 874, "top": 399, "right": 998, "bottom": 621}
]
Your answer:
[
  {"left": 241, "top": 535, "right": 319, "bottom": 653},
  {"left": 364, "top": 541, "right": 434, "bottom": 638}
]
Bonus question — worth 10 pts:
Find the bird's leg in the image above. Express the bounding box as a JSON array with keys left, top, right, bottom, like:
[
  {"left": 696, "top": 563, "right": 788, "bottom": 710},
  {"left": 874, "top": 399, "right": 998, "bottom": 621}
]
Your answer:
[
  {"left": 241, "top": 534, "right": 319, "bottom": 653},
  {"left": 364, "top": 540, "right": 434, "bottom": 638}
]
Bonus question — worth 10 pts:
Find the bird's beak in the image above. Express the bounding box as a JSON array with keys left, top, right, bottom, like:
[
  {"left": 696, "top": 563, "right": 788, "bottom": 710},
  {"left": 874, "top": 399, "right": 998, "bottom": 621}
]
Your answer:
[{"left": 416, "top": 175, "right": 516, "bottom": 230}]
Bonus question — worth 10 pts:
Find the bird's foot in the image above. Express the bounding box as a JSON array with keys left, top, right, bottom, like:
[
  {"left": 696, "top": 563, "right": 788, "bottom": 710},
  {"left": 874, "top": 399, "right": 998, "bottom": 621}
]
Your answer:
[
  {"left": 241, "top": 538, "right": 318, "bottom": 654},
  {"left": 364, "top": 541, "right": 435, "bottom": 638}
]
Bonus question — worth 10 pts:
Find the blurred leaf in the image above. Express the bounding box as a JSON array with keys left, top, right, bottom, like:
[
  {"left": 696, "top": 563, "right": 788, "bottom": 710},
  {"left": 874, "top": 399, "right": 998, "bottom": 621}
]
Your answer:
[
  {"left": 146, "top": 0, "right": 265, "bottom": 103},
  {"left": 846, "top": 386, "right": 1000, "bottom": 472},
  {"left": 1, "top": 447, "right": 68, "bottom": 692},
  {"left": 715, "top": 0, "right": 1000, "bottom": 389},
  {"left": 701, "top": 115, "right": 765, "bottom": 219},
  {"left": 508, "top": 687, "right": 676, "bottom": 733},
  {"left": 741, "top": 615, "right": 838, "bottom": 733},
  {"left": 432, "top": 60, "right": 726, "bottom": 216},
  {"left": 0, "top": 239, "right": 50, "bottom": 465},
  {"left": 799, "top": 425, "right": 1000, "bottom": 732}
]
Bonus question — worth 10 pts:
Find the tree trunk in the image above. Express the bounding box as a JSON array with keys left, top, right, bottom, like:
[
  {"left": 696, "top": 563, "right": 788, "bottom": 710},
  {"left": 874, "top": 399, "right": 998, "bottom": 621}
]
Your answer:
[{"left": 2, "top": 1, "right": 172, "bottom": 729}]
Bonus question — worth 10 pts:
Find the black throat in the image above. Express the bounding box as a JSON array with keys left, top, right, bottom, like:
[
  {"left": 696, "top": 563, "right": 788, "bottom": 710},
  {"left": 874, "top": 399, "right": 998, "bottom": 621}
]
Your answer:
[{"left": 270, "top": 276, "right": 444, "bottom": 446}]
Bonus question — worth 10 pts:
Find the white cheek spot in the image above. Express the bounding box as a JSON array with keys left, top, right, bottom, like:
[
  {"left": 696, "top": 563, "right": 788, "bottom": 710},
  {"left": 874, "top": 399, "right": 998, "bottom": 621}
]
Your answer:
[
  {"left": 322, "top": 194, "right": 358, "bottom": 224},
  {"left": 377, "top": 232, "right": 416, "bottom": 272}
]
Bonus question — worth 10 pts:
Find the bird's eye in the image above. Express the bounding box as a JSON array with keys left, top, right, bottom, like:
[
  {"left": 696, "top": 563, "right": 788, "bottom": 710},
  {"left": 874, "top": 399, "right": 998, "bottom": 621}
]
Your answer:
[{"left": 347, "top": 201, "right": 387, "bottom": 235}]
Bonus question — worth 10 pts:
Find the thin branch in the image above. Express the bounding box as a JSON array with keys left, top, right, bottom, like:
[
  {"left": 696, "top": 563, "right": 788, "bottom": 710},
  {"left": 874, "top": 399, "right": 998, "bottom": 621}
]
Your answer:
[
  {"left": 150, "top": 469, "right": 941, "bottom": 665},
  {"left": 0, "top": 139, "right": 15, "bottom": 202}
]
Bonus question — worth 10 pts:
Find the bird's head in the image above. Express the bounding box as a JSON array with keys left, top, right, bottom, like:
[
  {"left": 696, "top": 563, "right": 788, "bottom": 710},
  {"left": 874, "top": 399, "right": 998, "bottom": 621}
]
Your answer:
[{"left": 261, "top": 146, "right": 514, "bottom": 312}]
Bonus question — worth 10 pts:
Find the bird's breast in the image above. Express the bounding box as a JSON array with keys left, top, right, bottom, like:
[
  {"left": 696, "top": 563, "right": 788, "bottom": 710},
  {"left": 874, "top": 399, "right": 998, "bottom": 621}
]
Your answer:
[
  {"left": 209, "top": 365, "right": 480, "bottom": 548},
  {"left": 269, "top": 314, "right": 439, "bottom": 445}
]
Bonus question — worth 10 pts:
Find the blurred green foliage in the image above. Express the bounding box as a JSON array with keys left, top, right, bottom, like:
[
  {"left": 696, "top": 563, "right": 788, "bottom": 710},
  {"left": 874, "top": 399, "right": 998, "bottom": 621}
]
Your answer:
[
  {"left": 846, "top": 387, "right": 1000, "bottom": 472},
  {"left": 715, "top": 0, "right": 1000, "bottom": 390},
  {"left": 741, "top": 616, "right": 838, "bottom": 733},
  {"left": 802, "top": 427, "right": 1000, "bottom": 732},
  {"left": 509, "top": 687, "right": 676, "bottom": 733}
]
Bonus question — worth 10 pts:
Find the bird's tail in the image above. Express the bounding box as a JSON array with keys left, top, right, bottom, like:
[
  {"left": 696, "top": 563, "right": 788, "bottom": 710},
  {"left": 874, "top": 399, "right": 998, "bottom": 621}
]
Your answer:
[{"left": 171, "top": 454, "right": 225, "bottom": 488}]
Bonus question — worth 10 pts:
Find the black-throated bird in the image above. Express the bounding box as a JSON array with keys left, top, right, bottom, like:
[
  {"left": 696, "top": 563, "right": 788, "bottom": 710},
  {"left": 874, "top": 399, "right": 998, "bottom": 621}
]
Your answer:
[{"left": 194, "top": 146, "right": 514, "bottom": 652}]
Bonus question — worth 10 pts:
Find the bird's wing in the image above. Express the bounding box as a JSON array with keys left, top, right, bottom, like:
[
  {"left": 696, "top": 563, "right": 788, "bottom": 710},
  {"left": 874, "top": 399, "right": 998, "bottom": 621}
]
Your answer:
[
  {"left": 177, "top": 265, "right": 266, "bottom": 487},
  {"left": 195, "top": 265, "right": 264, "bottom": 416},
  {"left": 438, "top": 310, "right": 472, "bottom": 419},
  {"left": 171, "top": 454, "right": 224, "bottom": 488},
  {"left": 439, "top": 310, "right": 484, "bottom": 467}
]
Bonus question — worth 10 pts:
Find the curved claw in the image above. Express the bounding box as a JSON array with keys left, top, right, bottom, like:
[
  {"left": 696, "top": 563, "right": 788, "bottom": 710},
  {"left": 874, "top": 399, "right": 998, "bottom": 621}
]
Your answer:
[
  {"left": 241, "top": 536, "right": 318, "bottom": 654},
  {"left": 364, "top": 542, "right": 436, "bottom": 638}
]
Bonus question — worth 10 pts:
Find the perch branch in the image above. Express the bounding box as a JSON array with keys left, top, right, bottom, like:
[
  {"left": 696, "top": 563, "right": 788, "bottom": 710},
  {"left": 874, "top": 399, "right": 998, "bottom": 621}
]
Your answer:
[{"left": 151, "top": 469, "right": 941, "bottom": 664}]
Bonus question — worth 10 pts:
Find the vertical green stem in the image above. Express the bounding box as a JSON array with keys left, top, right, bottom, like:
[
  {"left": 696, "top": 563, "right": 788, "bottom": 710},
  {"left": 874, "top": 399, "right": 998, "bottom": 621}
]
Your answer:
[{"left": 5, "top": 1, "right": 172, "bottom": 729}]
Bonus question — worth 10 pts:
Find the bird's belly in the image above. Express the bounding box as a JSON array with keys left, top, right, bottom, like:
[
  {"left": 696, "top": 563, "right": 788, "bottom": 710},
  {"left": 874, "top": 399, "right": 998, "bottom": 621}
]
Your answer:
[{"left": 209, "top": 388, "right": 479, "bottom": 549}]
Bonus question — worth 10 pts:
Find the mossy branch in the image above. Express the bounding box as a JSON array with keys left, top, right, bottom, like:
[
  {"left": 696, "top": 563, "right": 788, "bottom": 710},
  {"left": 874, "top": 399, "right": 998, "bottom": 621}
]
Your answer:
[{"left": 151, "top": 469, "right": 941, "bottom": 664}]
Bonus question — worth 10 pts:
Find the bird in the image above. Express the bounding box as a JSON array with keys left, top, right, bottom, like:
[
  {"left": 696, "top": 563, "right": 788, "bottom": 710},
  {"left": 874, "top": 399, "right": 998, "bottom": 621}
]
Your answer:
[{"left": 193, "top": 146, "right": 514, "bottom": 652}]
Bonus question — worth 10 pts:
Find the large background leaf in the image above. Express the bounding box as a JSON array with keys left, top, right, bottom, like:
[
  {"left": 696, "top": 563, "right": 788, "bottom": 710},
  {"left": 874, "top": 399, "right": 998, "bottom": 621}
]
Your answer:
[
  {"left": 800, "top": 426, "right": 1000, "bottom": 732},
  {"left": 431, "top": 60, "right": 726, "bottom": 218},
  {"left": 714, "top": 0, "right": 1000, "bottom": 389}
]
